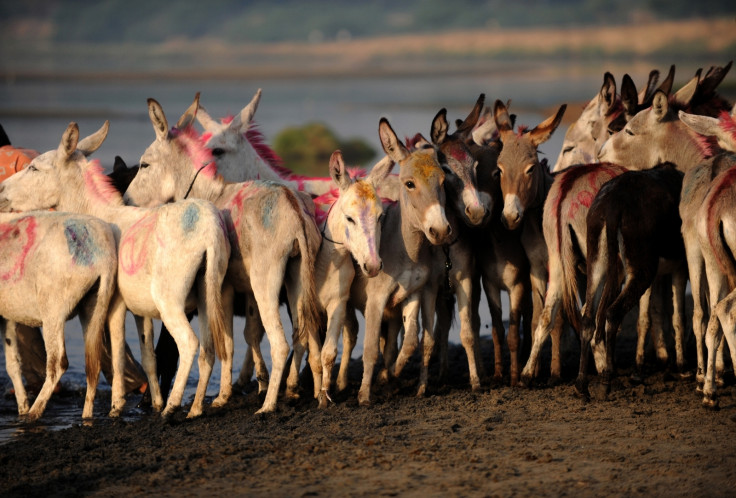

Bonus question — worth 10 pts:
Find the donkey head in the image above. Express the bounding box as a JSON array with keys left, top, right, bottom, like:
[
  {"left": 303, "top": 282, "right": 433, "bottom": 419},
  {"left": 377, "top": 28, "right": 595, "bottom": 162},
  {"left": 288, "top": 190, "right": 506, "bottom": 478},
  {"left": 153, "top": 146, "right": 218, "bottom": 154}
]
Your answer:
[
  {"left": 494, "top": 100, "right": 566, "bottom": 230},
  {"left": 553, "top": 72, "right": 621, "bottom": 172},
  {"left": 679, "top": 104, "right": 736, "bottom": 153},
  {"left": 598, "top": 89, "right": 712, "bottom": 171},
  {"left": 0, "top": 121, "right": 109, "bottom": 212},
  {"left": 197, "top": 88, "right": 266, "bottom": 183},
  {"left": 328, "top": 150, "right": 392, "bottom": 277},
  {"left": 430, "top": 94, "right": 489, "bottom": 226},
  {"left": 378, "top": 117, "right": 451, "bottom": 245},
  {"left": 125, "top": 93, "right": 215, "bottom": 207}
]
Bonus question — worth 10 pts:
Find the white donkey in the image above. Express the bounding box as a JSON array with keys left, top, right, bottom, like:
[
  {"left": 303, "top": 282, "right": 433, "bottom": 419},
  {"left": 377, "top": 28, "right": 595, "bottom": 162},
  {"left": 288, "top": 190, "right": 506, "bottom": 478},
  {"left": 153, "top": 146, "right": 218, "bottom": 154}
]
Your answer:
[
  {"left": 124, "top": 95, "right": 322, "bottom": 413},
  {"left": 0, "top": 122, "right": 232, "bottom": 418},
  {"left": 314, "top": 150, "right": 392, "bottom": 407},
  {"left": 197, "top": 88, "right": 334, "bottom": 196},
  {"left": 0, "top": 211, "right": 117, "bottom": 421}
]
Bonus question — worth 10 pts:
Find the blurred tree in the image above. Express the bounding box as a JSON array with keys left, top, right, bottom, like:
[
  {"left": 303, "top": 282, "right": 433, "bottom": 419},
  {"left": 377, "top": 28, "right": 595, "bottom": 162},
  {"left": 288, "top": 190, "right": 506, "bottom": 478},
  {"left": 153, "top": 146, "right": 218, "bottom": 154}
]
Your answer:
[{"left": 273, "top": 122, "right": 375, "bottom": 176}]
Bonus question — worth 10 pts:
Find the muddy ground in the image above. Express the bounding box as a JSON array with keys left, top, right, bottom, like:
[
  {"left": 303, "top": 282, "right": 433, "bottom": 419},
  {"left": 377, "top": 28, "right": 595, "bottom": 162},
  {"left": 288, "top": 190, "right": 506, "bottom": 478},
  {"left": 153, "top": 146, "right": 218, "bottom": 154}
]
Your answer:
[{"left": 1, "top": 311, "right": 736, "bottom": 497}]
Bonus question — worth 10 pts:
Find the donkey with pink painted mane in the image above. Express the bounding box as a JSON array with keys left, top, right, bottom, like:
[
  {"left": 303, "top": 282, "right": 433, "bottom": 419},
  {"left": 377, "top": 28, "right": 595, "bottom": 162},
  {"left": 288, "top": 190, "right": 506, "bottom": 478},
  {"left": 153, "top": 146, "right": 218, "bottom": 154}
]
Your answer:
[
  {"left": 0, "top": 211, "right": 117, "bottom": 421},
  {"left": 196, "top": 88, "right": 336, "bottom": 197},
  {"left": 0, "top": 122, "right": 232, "bottom": 419},
  {"left": 124, "top": 94, "right": 322, "bottom": 414}
]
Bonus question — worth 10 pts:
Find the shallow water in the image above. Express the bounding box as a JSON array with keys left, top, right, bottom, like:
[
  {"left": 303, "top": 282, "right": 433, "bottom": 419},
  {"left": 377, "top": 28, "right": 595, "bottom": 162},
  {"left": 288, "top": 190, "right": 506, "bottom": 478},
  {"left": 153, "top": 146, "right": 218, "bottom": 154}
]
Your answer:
[{"left": 0, "top": 65, "right": 648, "bottom": 442}]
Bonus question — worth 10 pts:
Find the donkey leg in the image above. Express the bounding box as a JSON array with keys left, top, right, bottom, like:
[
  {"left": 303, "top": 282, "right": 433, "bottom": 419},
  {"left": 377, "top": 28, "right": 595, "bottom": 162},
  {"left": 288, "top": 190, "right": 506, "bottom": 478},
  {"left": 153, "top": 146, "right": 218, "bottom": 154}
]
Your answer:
[
  {"left": 635, "top": 287, "right": 652, "bottom": 379},
  {"left": 188, "top": 317, "right": 215, "bottom": 418},
  {"left": 454, "top": 271, "right": 481, "bottom": 391},
  {"left": 336, "top": 311, "right": 359, "bottom": 392},
  {"left": 211, "top": 282, "right": 235, "bottom": 408},
  {"left": 2, "top": 321, "right": 30, "bottom": 416},
  {"left": 702, "top": 303, "right": 728, "bottom": 408},
  {"left": 108, "top": 296, "right": 133, "bottom": 416},
  {"left": 520, "top": 279, "right": 554, "bottom": 386},
  {"left": 358, "top": 299, "right": 388, "bottom": 406},
  {"left": 483, "top": 279, "right": 505, "bottom": 384},
  {"left": 134, "top": 315, "right": 163, "bottom": 411},
  {"left": 158, "top": 310, "right": 199, "bottom": 418},
  {"left": 26, "top": 318, "right": 66, "bottom": 422},
  {"left": 434, "top": 286, "right": 453, "bottom": 384},
  {"left": 320, "top": 299, "right": 346, "bottom": 407},
  {"left": 379, "top": 315, "right": 401, "bottom": 384},
  {"left": 391, "top": 293, "right": 421, "bottom": 379},
  {"left": 417, "top": 287, "right": 436, "bottom": 397}
]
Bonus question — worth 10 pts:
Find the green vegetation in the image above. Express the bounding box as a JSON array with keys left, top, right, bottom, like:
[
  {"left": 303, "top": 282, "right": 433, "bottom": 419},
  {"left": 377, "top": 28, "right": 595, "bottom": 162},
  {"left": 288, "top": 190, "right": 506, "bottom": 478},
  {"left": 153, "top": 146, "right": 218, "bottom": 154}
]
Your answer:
[
  {"left": 2, "top": 0, "right": 734, "bottom": 44},
  {"left": 273, "top": 122, "right": 375, "bottom": 176}
]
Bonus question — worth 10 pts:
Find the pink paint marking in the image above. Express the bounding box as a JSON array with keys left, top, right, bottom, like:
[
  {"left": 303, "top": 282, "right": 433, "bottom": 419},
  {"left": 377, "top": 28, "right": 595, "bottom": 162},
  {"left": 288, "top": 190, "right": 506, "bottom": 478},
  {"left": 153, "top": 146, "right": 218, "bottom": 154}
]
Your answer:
[
  {"left": 119, "top": 213, "right": 158, "bottom": 275},
  {"left": 171, "top": 126, "right": 217, "bottom": 180},
  {"left": 0, "top": 216, "right": 37, "bottom": 282},
  {"left": 85, "top": 160, "right": 122, "bottom": 205}
]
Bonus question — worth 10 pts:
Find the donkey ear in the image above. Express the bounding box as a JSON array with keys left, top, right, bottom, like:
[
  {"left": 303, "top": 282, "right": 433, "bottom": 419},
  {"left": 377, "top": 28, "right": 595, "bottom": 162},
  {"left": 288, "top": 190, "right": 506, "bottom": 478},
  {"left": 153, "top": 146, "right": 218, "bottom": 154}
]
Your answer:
[
  {"left": 657, "top": 64, "right": 676, "bottom": 96},
  {"left": 196, "top": 104, "right": 219, "bottom": 132},
  {"left": 378, "top": 118, "right": 409, "bottom": 162},
  {"left": 147, "top": 98, "right": 169, "bottom": 141},
  {"left": 493, "top": 100, "right": 513, "bottom": 135},
  {"left": 678, "top": 110, "right": 721, "bottom": 138},
  {"left": 529, "top": 104, "right": 566, "bottom": 147},
  {"left": 431, "top": 108, "right": 449, "bottom": 145},
  {"left": 456, "top": 93, "right": 485, "bottom": 137},
  {"left": 600, "top": 72, "right": 617, "bottom": 112},
  {"left": 59, "top": 122, "right": 80, "bottom": 160},
  {"left": 176, "top": 92, "right": 200, "bottom": 131},
  {"left": 329, "top": 150, "right": 352, "bottom": 191},
  {"left": 366, "top": 154, "right": 394, "bottom": 189},
  {"left": 233, "top": 88, "right": 262, "bottom": 131},
  {"left": 641, "top": 69, "right": 660, "bottom": 105},
  {"left": 652, "top": 90, "right": 669, "bottom": 121},
  {"left": 620, "top": 74, "right": 639, "bottom": 118},
  {"left": 77, "top": 120, "right": 109, "bottom": 156},
  {"left": 673, "top": 69, "right": 701, "bottom": 107}
]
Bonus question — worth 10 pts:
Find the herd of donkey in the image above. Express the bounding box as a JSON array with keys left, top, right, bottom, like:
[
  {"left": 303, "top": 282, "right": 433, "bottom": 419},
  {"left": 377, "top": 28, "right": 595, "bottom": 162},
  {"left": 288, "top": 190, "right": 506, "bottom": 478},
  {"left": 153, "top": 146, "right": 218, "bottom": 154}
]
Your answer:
[{"left": 1, "top": 60, "right": 736, "bottom": 424}]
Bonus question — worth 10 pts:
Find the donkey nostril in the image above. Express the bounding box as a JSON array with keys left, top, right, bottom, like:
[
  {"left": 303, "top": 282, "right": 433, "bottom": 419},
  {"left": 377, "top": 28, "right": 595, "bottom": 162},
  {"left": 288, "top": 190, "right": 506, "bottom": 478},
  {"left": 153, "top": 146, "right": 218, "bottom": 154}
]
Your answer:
[
  {"left": 379, "top": 261, "right": 383, "bottom": 271},
  {"left": 429, "top": 227, "right": 437, "bottom": 238},
  {"left": 446, "top": 224, "right": 452, "bottom": 236}
]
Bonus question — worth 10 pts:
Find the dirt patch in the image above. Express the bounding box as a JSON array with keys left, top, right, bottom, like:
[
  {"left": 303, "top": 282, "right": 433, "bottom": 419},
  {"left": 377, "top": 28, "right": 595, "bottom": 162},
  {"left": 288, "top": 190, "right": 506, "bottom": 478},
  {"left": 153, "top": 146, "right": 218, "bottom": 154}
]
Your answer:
[{"left": 1, "top": 318, "right": 736, "bottom": 496}]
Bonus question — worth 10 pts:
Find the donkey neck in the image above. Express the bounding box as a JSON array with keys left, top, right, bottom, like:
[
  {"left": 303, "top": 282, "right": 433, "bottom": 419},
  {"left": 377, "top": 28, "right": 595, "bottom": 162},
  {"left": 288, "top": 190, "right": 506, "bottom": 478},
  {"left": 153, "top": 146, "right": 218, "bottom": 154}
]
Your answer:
[
  {"left": 57, "top": 168, "right": 146, "bottom": 234},
  {"left": 397, "top": 197, "right": 430, "bottom": 262},
  {"left": 322, "top": 196, "right": 352, "bottom": 257}
]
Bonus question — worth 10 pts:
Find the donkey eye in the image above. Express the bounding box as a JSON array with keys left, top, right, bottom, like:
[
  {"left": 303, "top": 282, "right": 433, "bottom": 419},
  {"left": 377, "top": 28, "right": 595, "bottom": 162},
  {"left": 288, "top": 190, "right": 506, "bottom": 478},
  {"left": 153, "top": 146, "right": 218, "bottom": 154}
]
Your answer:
[
  {"left": 140, "top": 162, "right": 150, "bottom": 169},
  {"left": 525, "top": 164, "right": 535, "bottom": 175},
  {"left": 625, "top": 129, "right": 634, "bottom": 136},
  {"left": 346, "top": 216, "right": 355, "bottom": 224},
  {"left": 405, "top": 181, "right": 415, "bottom": 190},
  {"left": 212, "top": 148, "right": 225, "bottom": 157},
  {"left": 563, "top": 146, "right": 574, "bottom": 154},
  {"left": 27, "top": 165, "right": 38, "bottom": 172}
]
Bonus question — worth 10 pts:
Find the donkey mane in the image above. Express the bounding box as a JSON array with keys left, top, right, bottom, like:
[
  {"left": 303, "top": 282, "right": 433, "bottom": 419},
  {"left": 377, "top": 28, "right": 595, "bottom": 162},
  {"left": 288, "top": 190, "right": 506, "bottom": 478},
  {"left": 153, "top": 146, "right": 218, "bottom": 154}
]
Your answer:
[
  {"left": 170, "top": 126, "right": 217, "bottom": 180},
  {"left": 85, "top": 160, "right": 124, "bottom": 205},
  {"left": 719, "top": 109, "right": 736, "bottom": 140}
]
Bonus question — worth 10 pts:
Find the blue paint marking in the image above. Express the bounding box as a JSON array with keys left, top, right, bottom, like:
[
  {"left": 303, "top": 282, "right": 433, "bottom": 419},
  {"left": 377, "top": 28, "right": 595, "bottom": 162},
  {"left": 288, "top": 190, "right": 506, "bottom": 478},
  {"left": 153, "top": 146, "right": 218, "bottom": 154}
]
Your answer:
[
  {"left": 262, "top": 192, "right": 278, "bottom": 229},
  {"left": 64, "top": 220, "right": 99, "bottom": 267},
  {"left": 182, "top": 203, "right": 200, "bottom": 233}
]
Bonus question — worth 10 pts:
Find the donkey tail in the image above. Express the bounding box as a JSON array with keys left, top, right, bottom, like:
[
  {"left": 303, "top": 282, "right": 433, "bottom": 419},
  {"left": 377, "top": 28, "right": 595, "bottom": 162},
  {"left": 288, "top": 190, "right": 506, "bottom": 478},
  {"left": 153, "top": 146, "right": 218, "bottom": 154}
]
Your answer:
[
  {"left": 84, "top": 269, "right": 114, "bottom": 389},
  {"left": 560, "top": 222, "right": 583, "bottom": 334},
  {"left": 593, "top": 216, "right": 620, "bottom": 344},
  {"left": 286, "top": 188, "right": 321, "bottom": 348},
  {"left": 206, "top": 222, "right": 230, "bottom": 362}
]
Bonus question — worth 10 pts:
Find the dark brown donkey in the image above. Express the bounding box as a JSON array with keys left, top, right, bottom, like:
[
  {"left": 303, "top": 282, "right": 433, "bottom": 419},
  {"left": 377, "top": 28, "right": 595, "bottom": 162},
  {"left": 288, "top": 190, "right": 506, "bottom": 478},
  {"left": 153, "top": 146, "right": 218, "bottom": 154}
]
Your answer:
[{"left": 575, "top": 164, "right": 685, "bottom": 399}]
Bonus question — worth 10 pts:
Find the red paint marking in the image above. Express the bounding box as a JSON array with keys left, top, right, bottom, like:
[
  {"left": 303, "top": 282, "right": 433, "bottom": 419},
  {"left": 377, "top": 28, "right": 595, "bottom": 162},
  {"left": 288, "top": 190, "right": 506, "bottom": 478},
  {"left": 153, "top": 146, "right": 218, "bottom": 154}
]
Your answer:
[
  {"left": 0, "top": 216, "right": 37, "bottom": 282},
  {"left": 119, "top": 213, "right": 158, "bottom": 275},
  {"left": 706, "top": 166, "right": 736, "bottom": 275}
]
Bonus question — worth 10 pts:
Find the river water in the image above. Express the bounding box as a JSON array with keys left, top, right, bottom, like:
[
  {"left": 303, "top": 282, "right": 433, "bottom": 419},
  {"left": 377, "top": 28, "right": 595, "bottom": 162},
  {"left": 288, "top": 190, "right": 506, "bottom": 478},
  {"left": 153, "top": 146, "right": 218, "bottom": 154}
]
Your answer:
[{"left": 0, "top": 63, "right": 672, "bottom": 442}]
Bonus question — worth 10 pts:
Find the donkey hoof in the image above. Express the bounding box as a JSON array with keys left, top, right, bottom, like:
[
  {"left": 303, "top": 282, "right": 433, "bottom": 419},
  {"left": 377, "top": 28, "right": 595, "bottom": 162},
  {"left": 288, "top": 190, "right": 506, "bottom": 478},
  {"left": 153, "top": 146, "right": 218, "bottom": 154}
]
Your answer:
[
  {"left": 357, "top": 390, "right": 371, "bottom": 407},
  {"left": 702, "top": 396, "right": 720, "bottom": 410},
  {"left": 416, "top": 385, "right": 427, "bottom": 398},
  {"left": 573, "top": 381, "right": 590, "bottom": 401}
]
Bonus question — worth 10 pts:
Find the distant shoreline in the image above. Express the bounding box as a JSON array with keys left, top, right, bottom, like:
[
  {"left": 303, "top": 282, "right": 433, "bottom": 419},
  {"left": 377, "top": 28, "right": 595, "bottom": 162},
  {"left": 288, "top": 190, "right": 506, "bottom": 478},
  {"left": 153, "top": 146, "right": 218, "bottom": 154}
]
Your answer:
[{"left": 1, "top": 18, "right": 733, "bottom": 82}]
